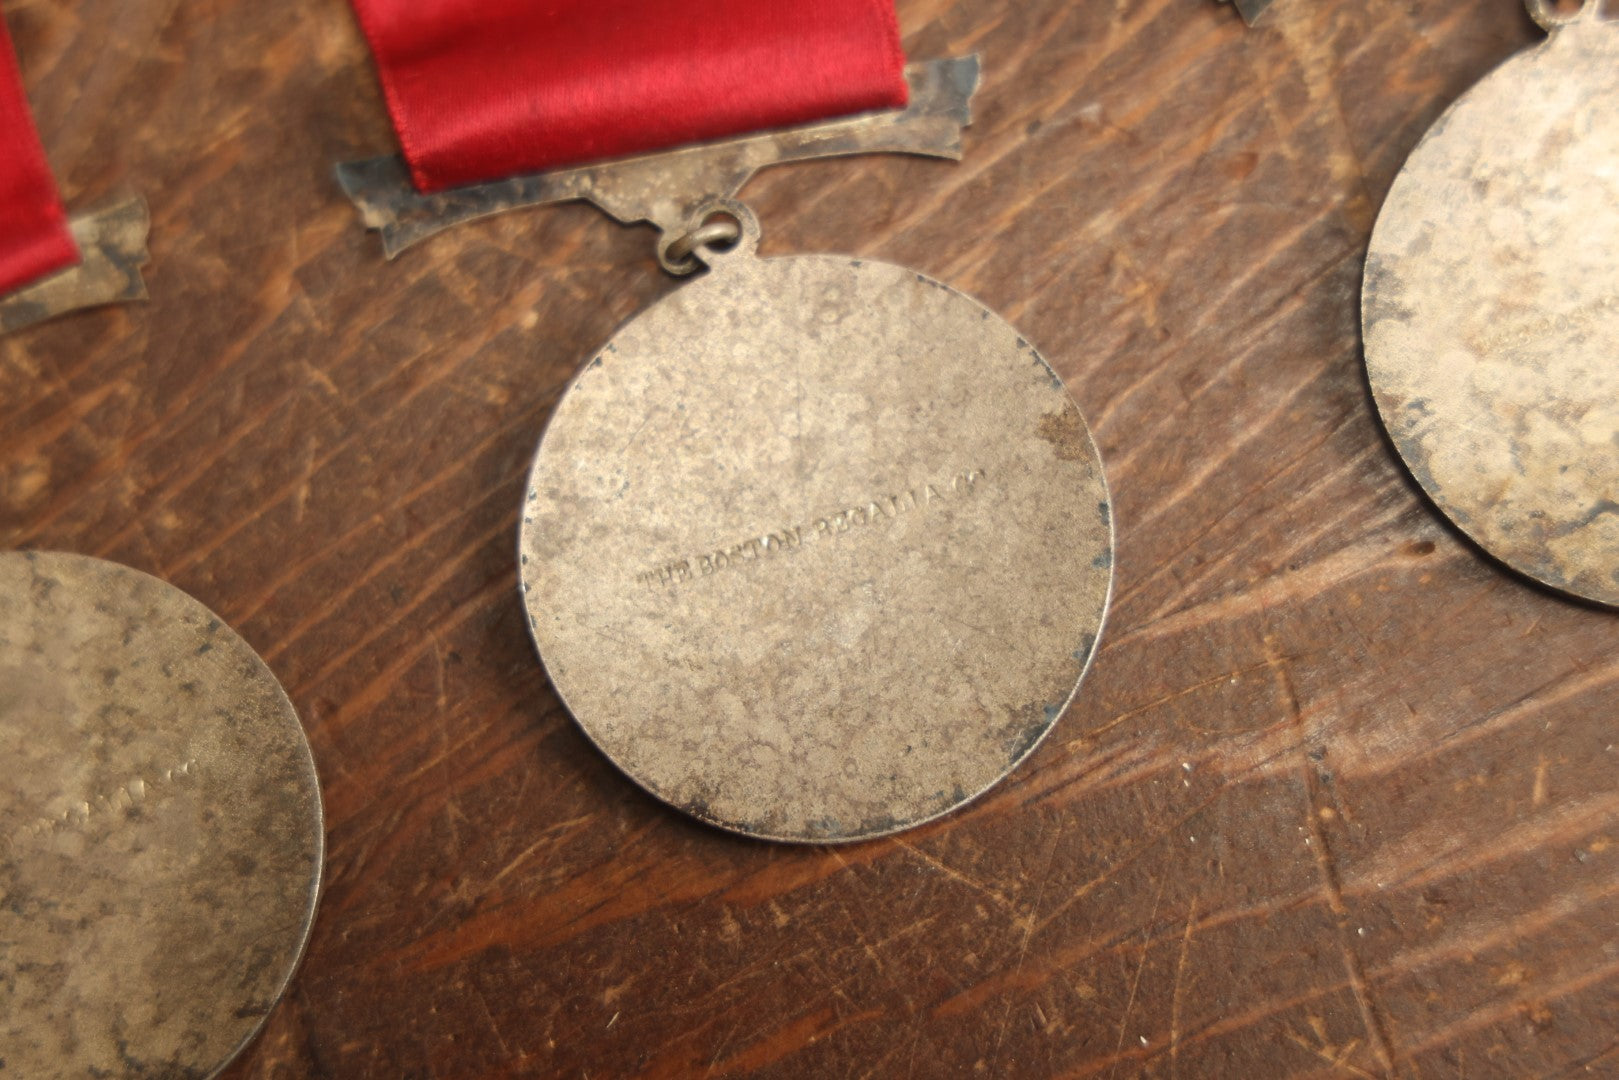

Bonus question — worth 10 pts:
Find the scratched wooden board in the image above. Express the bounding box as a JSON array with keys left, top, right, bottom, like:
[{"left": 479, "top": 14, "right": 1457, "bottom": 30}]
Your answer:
[{"left": 3, "top": 0, "right": 1615, "bottom": 1076}]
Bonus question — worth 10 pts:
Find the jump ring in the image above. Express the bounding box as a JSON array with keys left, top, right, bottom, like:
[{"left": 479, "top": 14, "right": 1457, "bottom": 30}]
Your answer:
[
  {"left": 1526, "top": 0, "right": 1595, "bottom": 31},
  {"left": 666, "top": 218, "right": 743, "bottom": 272}
]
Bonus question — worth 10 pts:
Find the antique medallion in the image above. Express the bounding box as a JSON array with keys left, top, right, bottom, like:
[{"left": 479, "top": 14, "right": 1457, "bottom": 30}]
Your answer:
[
  {"left": 519, "top": 204, "right": 1113, "bottom": 842},
  {"left": 1363, "top": 0, "right": 1618, "bottom": 605},
  {"left": 0, "top": 552, "right": 323, "bottom": 1079}
]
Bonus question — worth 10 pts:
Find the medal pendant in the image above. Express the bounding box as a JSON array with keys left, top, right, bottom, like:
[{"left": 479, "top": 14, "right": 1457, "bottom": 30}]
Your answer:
[
  {"left": 520, "top": 203, "right": 1113, "bottom": 842},
  {"left": 0, "top": 553, "right": 323, "bottom": 1080},
  {"left": 1363, "top": 0, "right": 1619, "bottom": 605}
]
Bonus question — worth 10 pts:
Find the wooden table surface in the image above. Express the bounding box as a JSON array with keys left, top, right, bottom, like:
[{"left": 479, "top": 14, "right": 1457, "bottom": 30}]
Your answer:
[{"left": 5, "top": 0, "right": 1617, "bottom": 1076}]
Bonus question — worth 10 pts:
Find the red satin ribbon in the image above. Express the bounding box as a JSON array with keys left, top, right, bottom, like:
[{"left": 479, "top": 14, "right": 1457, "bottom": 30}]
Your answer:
[
  {"left": 349, "top": 0, "right": 909, "bottom": 193},
  {"left": 0, "top": 10, "right": 76, "bottom": 296}
]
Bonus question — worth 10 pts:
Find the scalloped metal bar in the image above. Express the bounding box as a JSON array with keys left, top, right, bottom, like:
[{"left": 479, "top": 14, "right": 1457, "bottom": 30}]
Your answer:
[{"left": 336, "top": 56, "right": 981, "bottom": 267}]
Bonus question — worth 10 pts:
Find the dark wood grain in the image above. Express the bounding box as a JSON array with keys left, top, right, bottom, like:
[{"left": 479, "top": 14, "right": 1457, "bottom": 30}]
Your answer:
[{"left": 4, "top": 0, "right": 1616, "bottom": 1076}]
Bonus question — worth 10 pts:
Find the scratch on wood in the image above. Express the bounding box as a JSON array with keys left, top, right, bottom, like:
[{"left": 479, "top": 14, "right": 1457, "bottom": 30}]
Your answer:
[
  {"left": 1285, "top": 1025, "right": 1378, "bottom": 1080},
  {"left": 990, "top": 826, "right": 1062, "bottom": 1068},
  {"left": 1168, "top": 896, "right": 1199, "bottom": 1080},
  {"left": 890, "top": 837, "right": 1015, "bottom": 910},
  {"left": 1264, "top": 630, "right": 1399, "bottom": 1076},
  {"left": 1104, "top": 874, "right": 1168, "bottom": 1080}
]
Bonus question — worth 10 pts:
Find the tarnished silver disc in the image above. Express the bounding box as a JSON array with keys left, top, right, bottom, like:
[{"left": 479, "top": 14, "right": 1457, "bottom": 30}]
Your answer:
[
  {"left": 1364, "top": 4, "right": 1619, "bottom": 606},
  {"left": 520, "top": 214, "right": 1113, "bottom": 843},
  {"left": 0, "top": 552, "right": 323, "bottom": 1079}
]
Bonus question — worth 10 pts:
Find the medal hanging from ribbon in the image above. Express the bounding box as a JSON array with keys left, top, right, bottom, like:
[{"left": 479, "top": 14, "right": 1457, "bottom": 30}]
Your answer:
[
  {"left": 0, "top": 6, "right": 149, "bottom": 335},
  {"left": 344, "top": 0, "right": 1116, "bottom": 843}
]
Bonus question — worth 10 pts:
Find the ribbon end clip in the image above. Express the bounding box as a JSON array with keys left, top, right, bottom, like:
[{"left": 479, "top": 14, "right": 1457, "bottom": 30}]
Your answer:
[{"left": 0, "top": 196, "right": 150, "bottom": 336}]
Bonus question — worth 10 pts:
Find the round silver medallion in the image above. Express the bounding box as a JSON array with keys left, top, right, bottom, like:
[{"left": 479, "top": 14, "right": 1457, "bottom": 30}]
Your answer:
[
  {"left": 520, "top": 208, "right": 1113, "bottom": 842},
  {"left": 1363, "top": 2, "right": 1619, "bottom": 606},
  {"left": 0, "top": 552, "right": 323, "bottom": 1079}
]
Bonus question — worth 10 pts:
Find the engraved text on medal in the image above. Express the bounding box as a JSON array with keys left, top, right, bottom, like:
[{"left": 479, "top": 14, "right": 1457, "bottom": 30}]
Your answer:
[{"left": 637, "top": 468, "right": 987, "bottom": 592}]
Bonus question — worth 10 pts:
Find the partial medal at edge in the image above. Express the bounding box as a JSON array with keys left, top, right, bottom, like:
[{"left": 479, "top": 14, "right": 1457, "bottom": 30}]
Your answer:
[
  {"left": 0, "top": 552, "right": 323, "bottom": 1080},
  {"left": 1363, "top": 0, "right": 1619, "bottom": 606}
]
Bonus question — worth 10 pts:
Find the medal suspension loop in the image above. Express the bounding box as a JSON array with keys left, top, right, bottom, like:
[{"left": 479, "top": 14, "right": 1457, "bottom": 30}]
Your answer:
[
  {"left": 661, "top": 200, "right": 762, "bottom": 276},
  {"left": 1526, "top": 0, "right": 1601, "bottom": 31}
]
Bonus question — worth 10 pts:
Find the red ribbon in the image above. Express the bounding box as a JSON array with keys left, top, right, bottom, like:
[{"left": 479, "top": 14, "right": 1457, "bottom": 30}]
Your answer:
[
  {"left": 0, "top": 10, "right": 76, "bottom": 296},
  {"left": 349, "top": 0, "right": 909, "bottom": 193}
]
